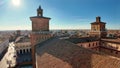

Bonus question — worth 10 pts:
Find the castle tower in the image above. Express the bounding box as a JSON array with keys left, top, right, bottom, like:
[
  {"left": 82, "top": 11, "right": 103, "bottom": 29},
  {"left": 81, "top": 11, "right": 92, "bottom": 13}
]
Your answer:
[
  {"left": 89, "top": 16, "right": 107, "bottom": 38},
  {"left": 16, "top": 30, "right": 21, "bottom": 36},
  {"left": 37, "top": 5, "right": 43, "bottom": 17},
  {"left": 30, "top": 6, "right": 52, "bottom": 68}
]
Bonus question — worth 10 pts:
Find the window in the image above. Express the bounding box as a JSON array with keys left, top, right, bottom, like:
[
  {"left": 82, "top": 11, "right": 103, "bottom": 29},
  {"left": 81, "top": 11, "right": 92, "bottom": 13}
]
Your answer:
[
  {"left": 110, "top": 50, "right": 113, "bottom": 53},
  {"left": 23, "top": 49, "right": 26, "bottom": 54},
  {"left": 20, "top": 50, "right": 22, "bottom": 54},
  {"left": 30, "top": 49, "right": 32, "bottom": 52},
  {"left": 93, "top": 43, "right": 94, "bottom": 46},
  {"left": 89, "top": 44, "right": 90, "bottom": 47},
  {"left": 116, "top": 47, "right": 118, "bottom": 49},
  {"left": 116, "top": 51, "right": 118, "bottom": 54}
]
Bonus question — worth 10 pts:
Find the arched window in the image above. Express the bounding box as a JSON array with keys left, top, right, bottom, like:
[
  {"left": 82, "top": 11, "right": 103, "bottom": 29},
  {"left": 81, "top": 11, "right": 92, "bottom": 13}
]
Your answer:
[
  {"left": 23, "top": 49, "right": 26, "bottom": 54},
  {"left": 110, "top": 50, "right": 113, "bottom": 53},
  {"left": 93, "top": 43, "right": 94, "bottom": 46},
  {"left": 30, "top": 48, "right": 32, "bottom": 52},
  {"left": 89, "top": 44, "right": 90, "bottom": 47},
  {"left": 20, "top": 50, "right": 22, "bottom": 54},
  {"left": 96, "top": 42, "right": 97, "bottom": 45},
  {"left": 26, "top": 49, "right": 29, "bottom": 53},
  {"left": 17, "top": 50, "right": 19, "bottom": 54}
]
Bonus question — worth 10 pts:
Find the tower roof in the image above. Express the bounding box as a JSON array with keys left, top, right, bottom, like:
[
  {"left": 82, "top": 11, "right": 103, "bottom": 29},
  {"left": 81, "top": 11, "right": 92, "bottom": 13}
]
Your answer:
[
  {"left": 37, "top": 5, "right": 42, "bottom": 10},
  {"left": 30, "top": 5, "right": 51, "bottom": 19},
  {"left": 96, "top": 16, "right": 101, "bottom": 22},
  {"left": 36, "top": 5, "right": 43, "bottom": 17},
  {"left": 91, "top": 16, "right": 106, "bottom": 24}
]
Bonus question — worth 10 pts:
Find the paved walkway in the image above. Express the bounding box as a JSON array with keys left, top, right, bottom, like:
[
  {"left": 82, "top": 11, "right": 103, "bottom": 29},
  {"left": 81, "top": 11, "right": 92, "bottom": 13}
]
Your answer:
[{"left": 0, "top": 42, "right": 17, "bottom": 68}]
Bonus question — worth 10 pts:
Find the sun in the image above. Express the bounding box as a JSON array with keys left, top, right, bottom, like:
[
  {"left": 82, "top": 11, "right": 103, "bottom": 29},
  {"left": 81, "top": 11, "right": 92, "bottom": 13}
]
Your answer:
[{"left": 12, "top": 0, "right": 20, "bottom": 6}]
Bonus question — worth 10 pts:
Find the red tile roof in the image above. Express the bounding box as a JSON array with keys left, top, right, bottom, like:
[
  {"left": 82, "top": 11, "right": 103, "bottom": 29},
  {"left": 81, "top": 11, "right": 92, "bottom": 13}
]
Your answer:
[{"left": 36, "top": 38, "right": 120, "bottom": 68}]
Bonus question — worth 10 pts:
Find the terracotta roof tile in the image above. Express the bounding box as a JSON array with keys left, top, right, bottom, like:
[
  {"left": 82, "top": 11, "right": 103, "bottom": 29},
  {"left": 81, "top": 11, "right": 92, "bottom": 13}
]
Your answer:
[{"left": 36, "top": 38, "right": 120, "bottom": 68}]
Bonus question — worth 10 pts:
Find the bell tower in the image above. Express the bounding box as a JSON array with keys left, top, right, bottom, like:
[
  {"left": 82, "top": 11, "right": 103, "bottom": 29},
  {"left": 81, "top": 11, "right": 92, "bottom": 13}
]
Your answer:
[
  {"left": 89, "top": 16, "right": 107, "bottom": 38},
  {"left": 31, "top": 6, "right": 50, "bottom": 32},
  {"left": 30, "top": 6, "right": 52, "bottom": 68},
  {"left": 96, "top": 16, "right": 101, "bottom": 22},
  {"left": 37, "top": 6, "right": 43, "bottom": 17}
]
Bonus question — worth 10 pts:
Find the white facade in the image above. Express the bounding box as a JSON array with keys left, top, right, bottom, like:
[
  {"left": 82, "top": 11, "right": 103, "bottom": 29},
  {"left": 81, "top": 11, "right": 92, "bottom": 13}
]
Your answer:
[
  {"left": 15, "top": 42, "right": 31, "bottom": 54},
  {"left": 0, "top": 42, "right": 17, "bottom": 68}
]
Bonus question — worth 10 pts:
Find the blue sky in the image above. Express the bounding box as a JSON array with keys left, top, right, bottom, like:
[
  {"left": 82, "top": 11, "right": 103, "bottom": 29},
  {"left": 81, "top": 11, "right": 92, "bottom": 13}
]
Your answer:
[{"left": 0, "top": 0, "right": 120, "bottom": 30}]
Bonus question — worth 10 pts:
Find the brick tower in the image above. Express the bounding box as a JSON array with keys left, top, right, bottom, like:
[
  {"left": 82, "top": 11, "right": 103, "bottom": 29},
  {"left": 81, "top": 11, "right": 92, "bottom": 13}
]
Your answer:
[
  {"left": 30, "top": 6, "right": 52, "bottom": 68},
  {"left": 89, "top": 16, "right": 107, "bottom": 38}
]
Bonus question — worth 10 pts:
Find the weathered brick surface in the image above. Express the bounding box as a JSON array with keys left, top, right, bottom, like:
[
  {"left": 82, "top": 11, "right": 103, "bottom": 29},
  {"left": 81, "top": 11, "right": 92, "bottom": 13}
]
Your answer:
[
  {"left": 31, "top": 18, "right": 50, "bottom": 31},
  {"left": 36, "top": 38, "right": 120, "bottom": 68}
]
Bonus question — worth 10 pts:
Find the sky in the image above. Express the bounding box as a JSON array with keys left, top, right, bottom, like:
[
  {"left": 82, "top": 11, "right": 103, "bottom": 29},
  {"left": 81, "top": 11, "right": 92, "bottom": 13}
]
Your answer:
[{"left": 0, "top": 0, "right": 120, "bottom": 30}]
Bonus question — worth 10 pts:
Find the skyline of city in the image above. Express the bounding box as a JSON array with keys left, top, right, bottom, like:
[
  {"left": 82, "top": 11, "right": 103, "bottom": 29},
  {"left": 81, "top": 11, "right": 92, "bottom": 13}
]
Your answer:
[
  {"left": 0, "top": 0, "right": 120, "bottom": 30},
  {"left": 0, "top": 1, "right": 120, "bottom": 68}
]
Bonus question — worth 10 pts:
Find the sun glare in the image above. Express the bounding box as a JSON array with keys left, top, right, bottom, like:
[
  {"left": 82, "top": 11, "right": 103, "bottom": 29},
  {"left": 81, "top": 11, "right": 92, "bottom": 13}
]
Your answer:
[{"left": 12, "top": 0, "right": 20, "bottom": 6}]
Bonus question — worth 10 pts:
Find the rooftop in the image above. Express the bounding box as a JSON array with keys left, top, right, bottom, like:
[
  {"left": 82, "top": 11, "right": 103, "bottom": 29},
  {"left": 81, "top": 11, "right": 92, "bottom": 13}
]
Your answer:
[
  {"left": 101, "top": 38, "right": 120, "bottom": 44},
  {"left": 30, "top": 16, "right": 51, "bottom": 19},
  {"left": 91, "top": 22, "right": 106, "bottom": 24},
  {"left": 36, "top": 38, "right": 120, "bottom": 68},
  {"left": 15, "top": 36, "right": 30, "bottom": 43},
  {"left": 65, "top": 37, "right": 99, "bottom": 44},
  {"left": 91, "top": 16, "right": 106, "bottom": 24},
  {"left": 0, "top": 38, "right": 6, "bottom": 44}
]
